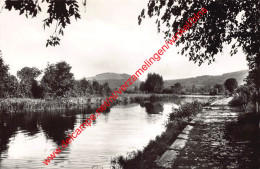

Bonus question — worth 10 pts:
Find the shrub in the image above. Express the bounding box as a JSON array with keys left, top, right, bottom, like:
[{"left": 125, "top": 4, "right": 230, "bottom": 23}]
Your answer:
[
  {"left": 229, "top": 95, "right": 246, "bottom": 108},
  {"left": 162, "top": 88, "right": 172, "bottom": 94},
  {"left": 229, "top": 83, "right": 256, "bottom": 113}
]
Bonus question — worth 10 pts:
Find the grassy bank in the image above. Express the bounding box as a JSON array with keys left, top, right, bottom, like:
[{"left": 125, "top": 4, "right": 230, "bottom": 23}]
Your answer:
[
  {"left": 0, "top": 94, "right": 179, "bottom": 113},
  {"left": 0, "top": 98, "right": 77, "bottom": 113},
  {"left": 111, "top": 101, "right": 204, "bottom": 169}
]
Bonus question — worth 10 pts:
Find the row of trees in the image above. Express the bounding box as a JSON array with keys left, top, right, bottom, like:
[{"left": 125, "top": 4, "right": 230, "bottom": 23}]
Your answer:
[
  {"left": 166, "top": 82, "right": 232, "bottom": 95},
  {"left": 186, "top": 84, "right": 225, "bottom": 95},
  {"left": 0, "top": 52, "right": 241, "bottom": 98},
  {"left": 0, "top": 56, "right": 111, "bottom": 99},
  {"left": 3, "top": 0, "right": 259, "bottom": 120},
  {"left": 139, "top": 72, "right": 238, "bottom": 95}
]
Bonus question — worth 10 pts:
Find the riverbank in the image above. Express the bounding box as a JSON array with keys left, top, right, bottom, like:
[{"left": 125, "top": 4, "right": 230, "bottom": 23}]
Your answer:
[
  {"left": 112, "top": 97, "right": 259, "bottom": 169},
  {"left": 111, "top": 100, "right": 205, "bottom": 169},
  {"left": 0, "top": 94, "right": 181, "bottom": 113},
  {"left": 158, "top": 97, "right": 258, "bottom": 168}
]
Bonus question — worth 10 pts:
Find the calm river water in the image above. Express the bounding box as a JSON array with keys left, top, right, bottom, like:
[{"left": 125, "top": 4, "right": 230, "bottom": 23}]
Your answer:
[{"left": 0, "top": 96, "right": 214, "bottom": 169}]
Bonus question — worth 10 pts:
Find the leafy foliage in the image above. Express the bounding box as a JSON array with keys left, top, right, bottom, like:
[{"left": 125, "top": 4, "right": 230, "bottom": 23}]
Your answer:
[
  {"left": 0, "top": 53, "right": 9, "bottom": 98},
  {"left": 171, "top": 82, "right": 182, "bottom": 94},
  {"left": 72, "top": 78, "right": 91, "bottom": 96},
  {"left": 4, "top": 0, "right": 81, "bottom": 47},
  {"left": 224, "top": 78, "right": 238, "bottom": 94},
  {"left": 142, "top": 73, "right": 164, "bottom": 93},
  {"left": 229, "top": 76, "right": 256, "bottom": 112},
  {"left": 140, "top": 0, "right": 259, "bottom": 113},
  {"left": 4, "top": 75, "right": 20, "bottom": 97},
  {"left": 139, "top": 81, "right": 145, "bottom": 92},
  {"left": 72, "top": 79, "right": 111, "bottom": 97},
  {"left": 17, "top": 67, "right": 42, "bottom": 98},
  {"left": 0, "top": 51, "right": 111, "bottom": 98},
  {"left": 41, "top": 61, "right": 74, "bottom": 97},
  {"left": 17, "top": 67, "right": 41, "bottom": 81},
  {"left": 139, "top": 0, "right": 259, "bottom": 68}
]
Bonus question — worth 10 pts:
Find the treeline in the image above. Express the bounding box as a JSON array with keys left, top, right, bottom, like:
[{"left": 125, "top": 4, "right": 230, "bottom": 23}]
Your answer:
[
  {"left": 139, "top": 72, "right": 238, "bottom": 95},
  {"left": 0, "top": 52, "right": 241, "bottom": 99},
  {"left": 0, "top": 56, "right": 111, "bottom": 99}
]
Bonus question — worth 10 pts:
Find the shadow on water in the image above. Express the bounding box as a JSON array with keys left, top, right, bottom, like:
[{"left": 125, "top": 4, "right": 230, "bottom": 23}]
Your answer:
[
  {"left": 138, "top": 96, "right": 187, "bottom": 114},
  {"left": 0, "top": 104, "right": 108, "bottom": 156},
  {"left": 140, "top": 102, "right": 164, "bottom": 114},
  {"left": 0, "top": 96, "right": 214, "bottom": 168},
  {"left": 39, "top": 112, "right": 76, "bottom": 145}
]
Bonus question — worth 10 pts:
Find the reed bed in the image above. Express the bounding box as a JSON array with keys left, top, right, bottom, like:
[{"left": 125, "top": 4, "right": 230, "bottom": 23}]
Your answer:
[
  {"left": 0, "top": 94, "right": 179, "bottom": 113},
  {"left": 113, "top": 93, "right": 179, "bottom": 104},
  {"left": 0, "top": 98, "right": 87, "bottom": 113}
]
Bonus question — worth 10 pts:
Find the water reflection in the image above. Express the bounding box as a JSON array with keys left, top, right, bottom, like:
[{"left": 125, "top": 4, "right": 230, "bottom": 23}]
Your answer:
[
  {"left": 0, "top": 96, "right": 213, "bottom": 168},
  {"left": 140, "top": 102, "right": 164, "bottom": 114},
  {"left": 40, "top": 112, "right": 76, "bottom": 144},
  {"left": 0, "top": 106, "right": 101, "bottom": 157}
]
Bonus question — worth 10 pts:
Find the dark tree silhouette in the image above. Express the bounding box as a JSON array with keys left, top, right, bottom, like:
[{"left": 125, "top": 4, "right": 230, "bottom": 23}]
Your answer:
[
  {"left": 92, "top": 80, "right": 101, "bottom": 95},
  {"left": 102, "top": 82, "right": 111, "bottom": 96},
  {"left": 139, "top": 82, "right": 145, "bottom": 92},
  {"left": 139, "top": 0, "right": 260, "bottom": 116},
  {"left": 214, "top": 83, "right": 224, "bottom": 94},
  {"left": 0, "top": 51, "right": 10, "bottom": 98},
  {"left": 143, "top": 73, "right": 164, "bottom": 93},
  {"left": 171, "top": 82, "right": 182, "bottom": 94},
  {"left": 3, "top": 0, "right": 82, "bottom": 47},
  {"left": 224, "top": 78, "right": 238, "bottom": 94},
  {"left": 143, "top": 102, "right": 164, "bottom": 114}
]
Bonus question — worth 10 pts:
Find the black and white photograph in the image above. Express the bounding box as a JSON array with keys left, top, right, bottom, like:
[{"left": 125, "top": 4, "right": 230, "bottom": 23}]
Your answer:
[{"left": 0, "top": 0, "right": 259, "bottom": 168}]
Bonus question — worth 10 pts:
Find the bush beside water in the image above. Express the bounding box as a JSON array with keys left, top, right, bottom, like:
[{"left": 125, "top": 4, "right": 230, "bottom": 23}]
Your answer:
[
  {"left": 228, "top": 82, "right": 256, "bottom": 113},
  {"left": 111, "top": 101, "right": 203, "bottom": 169}
]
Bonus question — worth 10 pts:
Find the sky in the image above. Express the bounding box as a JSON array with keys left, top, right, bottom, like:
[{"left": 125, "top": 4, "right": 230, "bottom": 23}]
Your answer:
[{"left": 0, "top": 0, "right": 248, "bottom": 81}]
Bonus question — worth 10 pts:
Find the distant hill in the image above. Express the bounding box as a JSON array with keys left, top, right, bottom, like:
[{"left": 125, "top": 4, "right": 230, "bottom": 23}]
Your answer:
[
  {"left": 164, "top": 70, "right": 248, "bottom": 88},
  {"left": 86, "top": 72, "right": 141, "bottom": 90},
  {"left": 87, "top": 70, "right": 248, "bottom": 90}
]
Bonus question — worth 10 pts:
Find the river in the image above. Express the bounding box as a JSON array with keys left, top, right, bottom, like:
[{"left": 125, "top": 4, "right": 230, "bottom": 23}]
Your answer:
[{"left": 0, "top": 96, "right": 215, "bottom": 169}]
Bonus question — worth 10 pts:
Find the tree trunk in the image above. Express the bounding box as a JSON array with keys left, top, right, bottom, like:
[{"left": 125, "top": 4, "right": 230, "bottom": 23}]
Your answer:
[
  {"left": 257, "top": 59, "right": 260, "bottom": 129},
  {"left": 256, "top": 56, "right": 260, "bottom": 169}
]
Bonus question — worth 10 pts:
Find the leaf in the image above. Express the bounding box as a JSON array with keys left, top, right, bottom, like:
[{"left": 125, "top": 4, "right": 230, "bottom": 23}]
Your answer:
[
  {"left": 19, "top": 9, "right": 24, "bottom": 15},
  {"left": 66, "top": 18, "right": 70, "bottom": 24},
  {"left": 38, "top": 6, "right": 41, "bottom": 12},
  {"left": 33, "top": 12, "right": 37, "bottom": 17}
]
